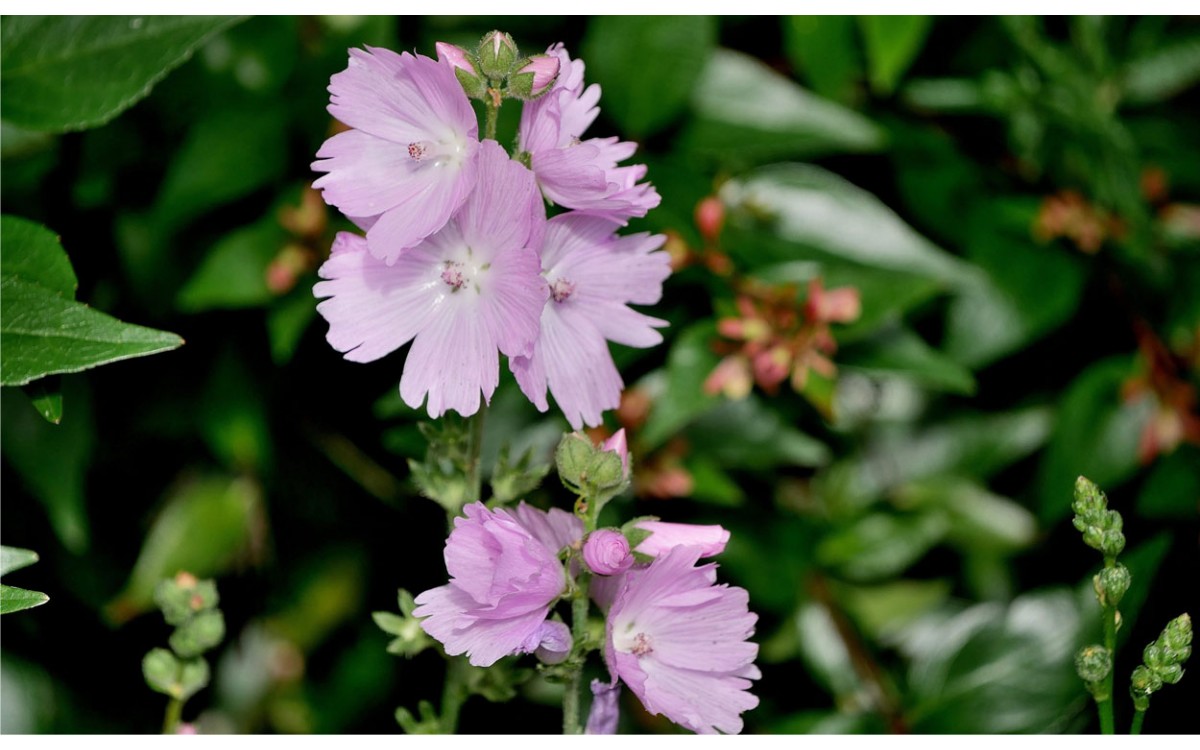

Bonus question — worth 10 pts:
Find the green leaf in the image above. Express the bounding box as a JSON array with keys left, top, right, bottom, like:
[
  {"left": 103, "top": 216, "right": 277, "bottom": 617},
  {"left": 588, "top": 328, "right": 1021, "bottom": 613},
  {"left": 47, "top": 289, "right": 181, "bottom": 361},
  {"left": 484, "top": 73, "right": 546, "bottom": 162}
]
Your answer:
[
  {"left": 783, "top": 16, "right": 863, "bottom": 104},
  {"left": 0, "top": 215, "right": 76, "bottom": 296},
  {"left": 1122, "top": 36, "right": 1200, "bottom": 106},
  {"left": 818, "top": 511, "right": 949, "bottom": 581},
  {"left": 898, "top": 477, "right": 1037, "bottom": 553},
  {"left": 721, "top": 164, "right": 979, "bottom": 288},
  {"left": 682, "top": 49, "right": 886, "bottom": 164},
  {"left": 638, "top": 322, "right": 720, "bottom": 450},
  {"left": 581, "top": 16, "right": 715, "bottom": 138},
  {"left": 891, "top": 589, "right": 1090, "bottom": 733},
  {"left": 177, "top": 217, "right": 286, "bottom": 311},
  {"left": 836, "top": 579, "right": 952, "bottom": 641},
  {"left": 1136, "top": 446, "right": 1200, "bottom": 519},
  {"left": 0, "top": 16, "right": 241, "bottom": 132},
  {"left": 199, "top": 351, "right": 272, "bottom": 472},
  {"left": 858, "top": 16, "right": 932, "bottom": 95},
  {"left": 0, "top": 382, "right": 93, "bottom": 552},
  {"left": 0, "top": 546, "right": 39, "bottom": 576},
  {"left": 21, "top": 376, "right": 62, "bottom": 424},
  {"left": 1, "top": 216, "right": 183, "bottom": 386},
  {"left": 267, "top": 289, "right": 317, "bottom": 365},
  {"left": 153, "top": 105, "right": 288, "bottom": 231},
  {"left": 1, "top": 585, "right": 49, "bottom": 615},
  {"left": 944, "top": 201, "right": 1087, "bottom": 368},
  {"left": 107, "top": 474, "right": 260, "bottom": 622},
  {"left": 684, "top": 455, "right": 744, "bottom": 507},
  {"left": 687, "top": 396, "right": 831, "bottom": 469},
  {"left": 841, "top": 327, "right": 976, "bottom": 396},
  {"left": 1037, "top": 357, "right": 1150, "bottom": 523}
]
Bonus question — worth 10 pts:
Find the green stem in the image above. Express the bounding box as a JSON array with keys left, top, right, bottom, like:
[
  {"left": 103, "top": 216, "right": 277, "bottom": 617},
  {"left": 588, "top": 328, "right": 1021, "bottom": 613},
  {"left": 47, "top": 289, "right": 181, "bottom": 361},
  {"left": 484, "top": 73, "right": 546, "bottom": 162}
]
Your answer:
[
  {"left": 162, "top": 696, "right": 183, "bottom": 735},
  {"left": 484, "top": 91, "right": 500, "bottom": 141},
  {"left": 1099, "top": 558, "right": 1118, "bottom": 735},
  {"left": 440, "top": 656, "right": 468, "bottom": 734},
  {"left": 564, "top": 575, "right": 591, "bottom": 735},
  {"left": 1131, "top": 708, "right": 1145, "bottom": 736},
  {"left": 461, "top": 409, "right": 487, "bottom": 506}
]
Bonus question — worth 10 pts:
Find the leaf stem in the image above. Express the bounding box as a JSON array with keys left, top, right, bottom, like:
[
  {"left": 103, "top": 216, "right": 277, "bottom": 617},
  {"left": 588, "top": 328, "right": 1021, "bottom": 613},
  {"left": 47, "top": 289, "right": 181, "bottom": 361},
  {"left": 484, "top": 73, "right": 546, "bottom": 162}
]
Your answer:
[{"left": 162, "top": 696, "right": 183, "bottom": 735}]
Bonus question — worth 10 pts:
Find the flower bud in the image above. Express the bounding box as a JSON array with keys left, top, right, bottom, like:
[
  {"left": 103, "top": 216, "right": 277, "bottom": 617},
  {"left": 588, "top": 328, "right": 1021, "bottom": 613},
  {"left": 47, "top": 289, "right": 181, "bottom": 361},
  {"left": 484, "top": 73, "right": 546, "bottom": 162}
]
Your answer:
[
  {"left": 1075, "top": 644, "right": 1112, "bottom": 685},
  {"left": 583, "top": 530, "right": 634, "bottom": 576},
  {"left": 1093, "top": 564, "right": 1131, "bottom": 607},
  {"left": 1073, "top": 475, "right": 1105, "bottom": 517},
  {"left": 695, "top": 196, "right": 725, "bottom": 244},
  {"left": 1163, "top": 613, "right": 1192, "bottom": 653},
  {"left": 1101, "top": 529, "right": 1126, "bottom": 558},
  {"left": 600, "top": 429, "right": 630, "bottom": 480},
  {"left": 507, "top": 55, "right": 559, "bottom": 100},
  {"left": 477, "top": 30, "right": 518, "bottom": 79},
  {"left": 436, "top": 41, "right": 486, "bottom": 99}
]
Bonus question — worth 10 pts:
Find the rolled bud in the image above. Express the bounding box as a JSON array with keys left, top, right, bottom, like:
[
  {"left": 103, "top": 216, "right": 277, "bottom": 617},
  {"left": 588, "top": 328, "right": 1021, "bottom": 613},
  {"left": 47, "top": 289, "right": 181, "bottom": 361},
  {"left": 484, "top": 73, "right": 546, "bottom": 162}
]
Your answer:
[
  {"left": 477, "top": 30, "right": 518, "bottom": 79},
  {"left": 508, "top": 54, "right": 559, "bottom": 100},
  {"left": 1075, "top": 644, "right": 1112, "bottom": 685},
  {"left": 600, "top": 429, "right": 630, "bottom": 480},
  {"left": 583, "top": 530, "right": 634, "bottom": 576},
  {"left": 1094, "top": 564, "right": 1131, "bottom": 607},
  {"left": 632, "top": 520, "right": 730, "bottom": 559},
  {"left": 436, "top": 41, "right": 485, "bottom": 99}
]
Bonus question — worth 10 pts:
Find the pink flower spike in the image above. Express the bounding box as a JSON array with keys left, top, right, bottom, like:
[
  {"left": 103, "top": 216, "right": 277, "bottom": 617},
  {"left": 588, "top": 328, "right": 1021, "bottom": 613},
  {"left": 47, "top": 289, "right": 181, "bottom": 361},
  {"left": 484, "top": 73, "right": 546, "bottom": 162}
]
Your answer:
[
  {"left": 601, "top": 428, "right": 630, "bottom": 476},
  {"left": 633, "top": 520, "right": 730, "bottom": 559},
  {"left": 314, "top": 141, "right": 547, "bottom": 419},
  {"left": 605, "top": 546, "right": 759, "bottom": 734},
  {"left": 520, "top": 55, "right": 560, "bottom": 97},
  {"left": 435, "top": 41, "right": 475, "bottom": 75},
  {"left": 583, "top": 529, "right": 634, "bottom": 576},
  {"left": 312, "top": 48, "right": 479, "bottom": 264},
  {"left": 413, "top": 502, "right": 566, "bottom": 667}
]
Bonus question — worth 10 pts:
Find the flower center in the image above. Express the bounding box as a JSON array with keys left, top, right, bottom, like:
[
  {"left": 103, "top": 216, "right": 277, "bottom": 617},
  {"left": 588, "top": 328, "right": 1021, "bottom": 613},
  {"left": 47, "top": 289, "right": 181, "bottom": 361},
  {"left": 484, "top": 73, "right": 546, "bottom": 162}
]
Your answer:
[
  {"left": 549, "top": 277, "right": 575, "bottom": 303},
  {"left": 407, "top": 137, "right": 467, "bottom": 169},
  {"left": 441, "top": 261, "right": 467, "bottom": 291},
  {"left": 631, "top": 632, "right": 653, "bottom": 656}
]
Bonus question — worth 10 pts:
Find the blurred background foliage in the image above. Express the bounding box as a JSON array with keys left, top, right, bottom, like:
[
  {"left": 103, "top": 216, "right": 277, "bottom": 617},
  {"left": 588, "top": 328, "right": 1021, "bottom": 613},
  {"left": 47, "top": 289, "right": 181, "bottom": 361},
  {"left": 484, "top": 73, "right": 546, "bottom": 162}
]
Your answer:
[{"left": 2, "top": 15, "right": 1198, "bottom": 734}]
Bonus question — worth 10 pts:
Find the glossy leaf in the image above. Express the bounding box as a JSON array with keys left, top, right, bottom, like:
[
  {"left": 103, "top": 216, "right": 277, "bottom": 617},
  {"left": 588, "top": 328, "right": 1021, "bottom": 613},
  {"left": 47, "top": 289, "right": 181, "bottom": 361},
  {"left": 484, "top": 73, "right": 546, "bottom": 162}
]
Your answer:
[
  {"left": 858, "top": 16, "right": 932, "bottom": 95},
  {"left": 0, "top": 585, "right": 49, "bottom": 615},
  {"left": 0, "top": 16, "right": 241, "bottom": 132},
  {"left": 581, "top": 16, "right": 716, "bottom": 138},
  {"left": 721, "top": 164, "right": 979, "bottom": 288},
  {"left": 22, "top": 376, "right": 62, "bottom": 424},
  {"left": 682, "top": 49, "right": 886, "bottom": 163},
  {"left": 0, "top": 546, "right": 39, "bottom": 577},
  {"left": 0, "top": 215, "right": 76, "bottom": 296}
]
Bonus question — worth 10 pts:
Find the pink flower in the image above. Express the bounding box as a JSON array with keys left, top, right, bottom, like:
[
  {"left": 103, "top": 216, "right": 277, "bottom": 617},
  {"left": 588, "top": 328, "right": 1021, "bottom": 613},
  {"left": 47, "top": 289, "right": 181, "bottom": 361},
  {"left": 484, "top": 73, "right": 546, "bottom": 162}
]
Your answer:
[
  {"left": 511, "top": 214, "right": 670, "bottom": 428},
  {"left": 313, "top": 141, "right": 547, "bottom": 418},
  {"left": 503, "top": 500, "right": 583, "bottom": 555},
  {"left": 313, "top": 48, "right": 479, "bottom": 264},
  {"left": 520, "top": 619, "right": 573, "bottom": 665},
  {"left": 412, "top": 502, "right": 567, "bottom": 667},
  {"left": 633, "top": 520, "right": 730, "bottom": 559},
  {"left": 583, "top": 530, "right": 634, "bottom": 576},
  {"left": 518, "top": 44, "right": 660, "bottom": 223},
  {"left": 604, "top": 546, "right": 759, "bottom": 734}
]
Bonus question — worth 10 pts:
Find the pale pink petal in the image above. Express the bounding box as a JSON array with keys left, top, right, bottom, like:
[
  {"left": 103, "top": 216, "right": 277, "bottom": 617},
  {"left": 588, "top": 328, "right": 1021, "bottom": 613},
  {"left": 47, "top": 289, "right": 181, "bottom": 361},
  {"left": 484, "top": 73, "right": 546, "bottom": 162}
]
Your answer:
[{"left": 364, "top": 149, "right": 479, "bottom": 264}]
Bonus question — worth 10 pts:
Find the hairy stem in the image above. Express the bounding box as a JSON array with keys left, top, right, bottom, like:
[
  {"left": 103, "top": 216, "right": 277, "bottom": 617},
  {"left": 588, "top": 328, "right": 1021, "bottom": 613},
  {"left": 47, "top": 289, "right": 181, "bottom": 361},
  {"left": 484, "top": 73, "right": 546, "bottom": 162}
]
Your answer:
[
  {"left": 440, "top": 656, "right": 468, "bottom": 734},
  {"left": 484, "top": 90, "right": 500, "bottom": 142},
  {"left": 162, "top": 697, "right": 183, "bottom": 735},
  {"left": 564, "top": 574, "right": 591, "bottom": 735}
]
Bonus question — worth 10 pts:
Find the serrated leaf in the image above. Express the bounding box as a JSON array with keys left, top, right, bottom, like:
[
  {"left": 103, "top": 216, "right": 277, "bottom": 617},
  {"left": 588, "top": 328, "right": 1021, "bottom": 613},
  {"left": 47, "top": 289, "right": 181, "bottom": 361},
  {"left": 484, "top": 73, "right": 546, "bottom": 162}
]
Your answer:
[
  {"left": 0, "top": 585, "right": 49, "bottom": 615},
  {"left": 0, "top": 16, "right": 242, "bottom": 132},
  {"left": 581, "top": 16, "right": 715, "bottom": 138},
  {"left": 721, "top": 164, "right": 979, "bottom": 288},
  {"left": 0, "top": 546, "right": 39, "bottom": 577},
  {"left": 683, "top": 49, "right": 886, "bottom": 163},
  {"left": 0, "top": 215, "right": 76, "bottom": 296},
  {"left": 859, "top": 16, "right": 932, "bottom": 95}
]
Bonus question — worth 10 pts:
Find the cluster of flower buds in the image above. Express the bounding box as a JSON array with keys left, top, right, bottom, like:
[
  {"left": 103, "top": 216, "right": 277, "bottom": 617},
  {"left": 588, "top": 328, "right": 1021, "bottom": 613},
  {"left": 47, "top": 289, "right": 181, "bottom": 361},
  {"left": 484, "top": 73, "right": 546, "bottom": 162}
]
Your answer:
[
  {"left": 705, "top": 278, "right": 860, "bottom": 401},
  {"left": 437, "top": 32, "right": 560, "bottom": 101},
  {"left": 143, "top": 572, "right": 226, "bottom": 716},
  {"left": 1131, "top": 613, "right": 1192, "bottom": 711},
  {"left": 1075, "top": 644, "right": 1114, "bottom": 701},
  {"left": 1071, "top": 475, "right": 1126, "bottom": 559}
]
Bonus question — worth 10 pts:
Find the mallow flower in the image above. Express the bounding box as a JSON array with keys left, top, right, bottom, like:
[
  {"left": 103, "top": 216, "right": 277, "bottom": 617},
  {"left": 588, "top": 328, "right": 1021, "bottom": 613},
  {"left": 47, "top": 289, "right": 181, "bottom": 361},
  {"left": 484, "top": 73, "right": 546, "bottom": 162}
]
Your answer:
[
  {"left": 412, "top": 502, "right": 567, "bottom": 667},
  {"left": 604, "top": 546, "right": 760, "bottom": 734},
  {"left": 313, "top": 141, "right": 547, "bottom": 418},
  {"left": 313, "top": 47, "right": 479, "bottom": 264},
  {"left": 511, "top": 213, "right": 670, "bottom": 428},
  {"left": 518, "top": 43, "right": 660, "bottom": 223}
]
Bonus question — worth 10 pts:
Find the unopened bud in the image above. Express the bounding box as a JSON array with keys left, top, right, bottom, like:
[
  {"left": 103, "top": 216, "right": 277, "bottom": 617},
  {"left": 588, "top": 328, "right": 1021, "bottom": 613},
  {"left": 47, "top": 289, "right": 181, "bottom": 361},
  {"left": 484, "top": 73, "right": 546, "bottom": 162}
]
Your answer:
[
  {"left": 1075, "top": 644, "right": 1113, "bottom": 686},
  {"left": 1073, "top": 475, "right": 1105, "bottom": 517},
  {"left": 1094, "top": 564, "right": 1131, "bottom": 607},
  {"left": 477, "top": 30, "right": 518, "bottom": 79},
  {"left": 695, "top": 196, "right": 725, "bottom": 244},
  {"left": 437, "top": 42, "right": 485, "bottom": 99},
  {"left": 1101, "top": 529, "right": 1126, "bottom": 558},
  {"left": 508, "top": 55, "right": 559, "bottom": 100},
  {"left": 600, "top": 429, "right": 631, "bottom": 481},
  {"left": 582, "top": 529, "right": 634, "bottom": 576}
]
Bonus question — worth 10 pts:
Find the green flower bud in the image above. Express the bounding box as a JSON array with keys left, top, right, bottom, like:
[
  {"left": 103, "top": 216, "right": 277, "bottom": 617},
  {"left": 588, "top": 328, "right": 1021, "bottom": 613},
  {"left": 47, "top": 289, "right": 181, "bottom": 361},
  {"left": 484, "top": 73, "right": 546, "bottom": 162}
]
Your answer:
[
  {"left": 1094, "top": 564, "right": 1131, "bottom": 607},
  {"left": 1082, "top": 526, "right": 1104, "bottom": 550},
  {"left": 1131, "top": 664, "right": 1162, "bottom": 697},
  {"left": 1101, "top": 529, "right": 1125, "bottom": 558},
  {"left": 169, "top": 609, "right": 226, "bottom": 659},
  {"left": 477, "top": 30, "right": 518, "bottom": 80},
  {"left": 556, "top": 432, "right": 596, "bottom": 494},
  {"left": 1075, "top": 644, "right": 1113, "bottom": 684},
  {"left": 1163, "top": 613, "right": 1192, "bottom": 652},
  {"left": 1073, "top": 475, "right": 1105, "bottom": 518}
]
